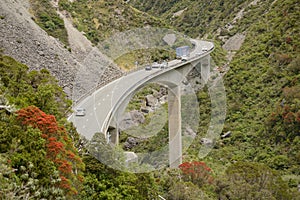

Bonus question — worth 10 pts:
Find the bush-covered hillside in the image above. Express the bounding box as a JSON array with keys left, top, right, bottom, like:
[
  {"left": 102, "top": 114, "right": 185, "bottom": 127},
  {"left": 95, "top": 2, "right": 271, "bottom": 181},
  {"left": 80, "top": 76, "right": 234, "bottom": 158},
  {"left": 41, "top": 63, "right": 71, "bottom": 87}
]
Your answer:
[
  {"left": 0, "top": 53, "right": 83, "bottom": 198},
  {"left": 58, "top": 0, "right": 166, "bottom": 44},
  {"left": 220, "top": 0, "right": 300, "bottom": 174},
  {"left": 130, "top": 0, "right": 255, "bottom": 38},
  {"left": 129, "top": 0, "right": 300, "bottom": 198}
]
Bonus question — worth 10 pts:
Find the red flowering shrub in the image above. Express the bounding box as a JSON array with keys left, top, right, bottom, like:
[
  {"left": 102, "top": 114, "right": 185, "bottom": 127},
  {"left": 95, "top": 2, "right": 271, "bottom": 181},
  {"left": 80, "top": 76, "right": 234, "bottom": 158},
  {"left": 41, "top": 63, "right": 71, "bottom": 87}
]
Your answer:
[
  {"left": 17, "top": 106, "right": 84, "bottom": 195},
  {"left": 179, "top": 161, "right": 213, "bottom": 187}
]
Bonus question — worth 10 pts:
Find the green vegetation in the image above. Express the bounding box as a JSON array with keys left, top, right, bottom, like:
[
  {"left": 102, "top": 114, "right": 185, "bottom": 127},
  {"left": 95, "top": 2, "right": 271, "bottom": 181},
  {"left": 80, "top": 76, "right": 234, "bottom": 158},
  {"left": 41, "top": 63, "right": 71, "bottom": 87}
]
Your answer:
[
  {"left": 0, "top": 53, "right": 80, "bottom": 198},
  {"left": 220, "top": 0, "right": 300, "bottom": 171},
  {"left": 127, "top": 0, "right": 300, "bottom": 198},
  {"left": 1, "top": 0, "right": 300, "bottom": 199},
  {"left": 130, "top": 0, "right": 254, "bottom": 38},
  {"left": 58, "top": 0, "right": 165, "bottom": 44},
  {"left": 0, "top": 53, "right": 161, "bottom": 199},
  {"left": 29, "top": 0, "right": 69, "bottom": 46}
]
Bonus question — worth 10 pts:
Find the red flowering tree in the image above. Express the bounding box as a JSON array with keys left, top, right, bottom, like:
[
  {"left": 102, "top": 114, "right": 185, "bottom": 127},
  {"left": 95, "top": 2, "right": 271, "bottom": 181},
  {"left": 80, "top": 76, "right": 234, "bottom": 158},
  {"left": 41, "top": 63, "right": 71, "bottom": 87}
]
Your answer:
[
  {"left": 179, "top": 161, "right": 213, "bottom": 187},
  {"left": 17, "top": 106, "right": 84, "bottom": 195}
]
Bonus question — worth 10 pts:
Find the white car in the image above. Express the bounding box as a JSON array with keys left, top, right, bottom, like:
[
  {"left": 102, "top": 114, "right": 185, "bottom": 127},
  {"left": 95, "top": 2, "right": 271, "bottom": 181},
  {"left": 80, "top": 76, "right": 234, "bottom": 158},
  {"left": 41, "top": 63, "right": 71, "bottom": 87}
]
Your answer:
[
  {"left": 75, "top": 108, "right": 86, "bottom": 116},
  {"left": 152, "top": 62, "right": 161, "bottom": 68},
  {"left": 145, "top": 65, "right": 152, "bottom": 71},
  {"left": 181, "top": 55, "right": 188, "bottom": 62},
  {"left": 202, "top": 47, "right": 208, "bottom": 52}
]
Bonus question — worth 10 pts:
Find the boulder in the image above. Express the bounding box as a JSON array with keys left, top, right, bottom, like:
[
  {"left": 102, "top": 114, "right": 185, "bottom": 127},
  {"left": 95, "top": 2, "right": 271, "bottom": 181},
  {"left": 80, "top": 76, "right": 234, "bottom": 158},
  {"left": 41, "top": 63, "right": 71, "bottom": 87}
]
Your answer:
[
  {"left": 124, "top": 137, "right": 138, "bottom": 150},
  {"left": 119, "top": 110, "right": 145, "bottom": 130},
  {"left": 201, "top": 138, "right": 213, "bottom": 146},
  {"left": 159, "top": 95, "right": 167, "bottom": 104},
  {"left": 140, "top": 107, "right": 151, "bottom": 114},
  {"left": 146, "top": 94, "right": 158, "bottom": 107}
]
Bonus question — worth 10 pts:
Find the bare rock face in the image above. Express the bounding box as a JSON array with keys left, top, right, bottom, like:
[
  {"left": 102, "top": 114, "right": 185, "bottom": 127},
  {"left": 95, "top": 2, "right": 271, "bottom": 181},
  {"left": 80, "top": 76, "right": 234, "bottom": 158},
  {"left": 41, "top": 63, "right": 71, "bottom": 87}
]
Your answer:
[
  {"left": 222, "top": 33, "right": 246, "bottom": 51},
  {"left": 119, "top": 110, "right": 145, "bottom": 130},
  {"left": 163, "top": 33, "right": 176, "bottom": 46}
]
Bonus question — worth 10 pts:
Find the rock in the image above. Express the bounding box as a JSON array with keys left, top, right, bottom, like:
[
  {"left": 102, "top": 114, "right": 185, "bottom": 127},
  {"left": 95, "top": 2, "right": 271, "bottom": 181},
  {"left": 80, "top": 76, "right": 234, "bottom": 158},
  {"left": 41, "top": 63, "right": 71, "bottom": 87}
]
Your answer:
[
  {"left": 159, "top": 87, "right": 168, "bottom": 97},
  {"left": 201, "top": 138, "right": 213, "bottom": 146},
  {"left": 119, "top": 110, "right": 145, "bottom": 130},
  {"left": 140, "top": 107, "right": 151, "bottom": 114},
  {"left": 38, "top": 50, "right": 45, "bottom": 56},
  {"left": 163, "top": 33, "right": 176, "bottom": 46},
  {"left": 130, "top": 110, "right": 145, "bottom": 124},
  {"left": 159, "top": 95, "right": 167, "bottom": 104},
  {"left": 222, "top": 33, "right": 245, "bottom": 51},
  {"left": 124, "top": 137, "right": 138, "bottom": 150},
  {"left": 146, "top": 94, "right": 158, "bottom": 107},
  {"left": 0, "top": 0, "right": 124, "bottom": 100}
]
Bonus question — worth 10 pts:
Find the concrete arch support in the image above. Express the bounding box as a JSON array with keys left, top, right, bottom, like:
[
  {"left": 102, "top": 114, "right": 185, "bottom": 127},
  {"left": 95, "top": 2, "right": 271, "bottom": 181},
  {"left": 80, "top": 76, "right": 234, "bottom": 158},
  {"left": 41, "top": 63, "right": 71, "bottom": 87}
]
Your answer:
[{"left": 168, "top": 85, "right": 182, "bottom": 168}]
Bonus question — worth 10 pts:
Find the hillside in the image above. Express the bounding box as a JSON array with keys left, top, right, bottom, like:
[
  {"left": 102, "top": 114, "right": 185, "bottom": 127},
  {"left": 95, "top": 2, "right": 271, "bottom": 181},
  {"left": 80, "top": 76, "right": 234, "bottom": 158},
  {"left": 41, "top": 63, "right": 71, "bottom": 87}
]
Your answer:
[
  {"left": 130, "top": 0, "right": 254, "bottom": 38},
  {"left": 129, "top": 0, "right": 300, "bottom": 198},
  {"left": 0, "top": 0, "right": 300, "bottom": 199},
  {"left": 58, "top": 0, "right": 166, "bottom": 44}
]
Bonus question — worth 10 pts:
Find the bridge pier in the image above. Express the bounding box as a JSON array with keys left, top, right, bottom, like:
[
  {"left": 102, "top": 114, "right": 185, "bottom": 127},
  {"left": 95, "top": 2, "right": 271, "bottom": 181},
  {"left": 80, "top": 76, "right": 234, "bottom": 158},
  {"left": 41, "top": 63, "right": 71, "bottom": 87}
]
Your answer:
[
  {"left": 107, "top": 127, "right": 119, "bottom": 144},
  {"left": 168, "top": 85, "right": 182, "bottom": 168},
  {"left": 201, "top": 56, "right": 210, "bottom": 83}
]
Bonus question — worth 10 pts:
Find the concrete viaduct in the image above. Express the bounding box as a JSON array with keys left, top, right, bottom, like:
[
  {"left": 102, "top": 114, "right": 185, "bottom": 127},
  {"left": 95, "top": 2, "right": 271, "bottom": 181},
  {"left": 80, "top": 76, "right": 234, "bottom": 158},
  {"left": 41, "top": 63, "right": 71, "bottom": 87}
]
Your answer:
[{"left": 69, "top": 40, "right": 214, "bottom": 169}]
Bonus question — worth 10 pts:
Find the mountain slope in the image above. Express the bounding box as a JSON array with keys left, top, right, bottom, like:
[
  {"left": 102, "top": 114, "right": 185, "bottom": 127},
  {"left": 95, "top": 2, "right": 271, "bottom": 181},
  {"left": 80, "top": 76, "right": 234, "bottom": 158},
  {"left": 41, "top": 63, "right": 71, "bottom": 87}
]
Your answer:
[
  {"left": 130, "top": 0, "right": 255, "bottom": 38},
  {"left": 130, "top": 0, "right": 300, "bottom": 197},
  {"left": 59, "top": 0, "right": 166, "bottom": 44}
]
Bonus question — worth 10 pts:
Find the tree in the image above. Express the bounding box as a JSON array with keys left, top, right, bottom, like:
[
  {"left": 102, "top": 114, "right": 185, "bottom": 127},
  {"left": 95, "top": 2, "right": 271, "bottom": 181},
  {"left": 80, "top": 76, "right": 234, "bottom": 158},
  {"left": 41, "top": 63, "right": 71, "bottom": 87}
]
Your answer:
[
  {"left": 178, "top": 161, "right": 214, "bottom": 187},
  {"left": 17, "top": 106, "right": 84, "bottom": 196}
]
